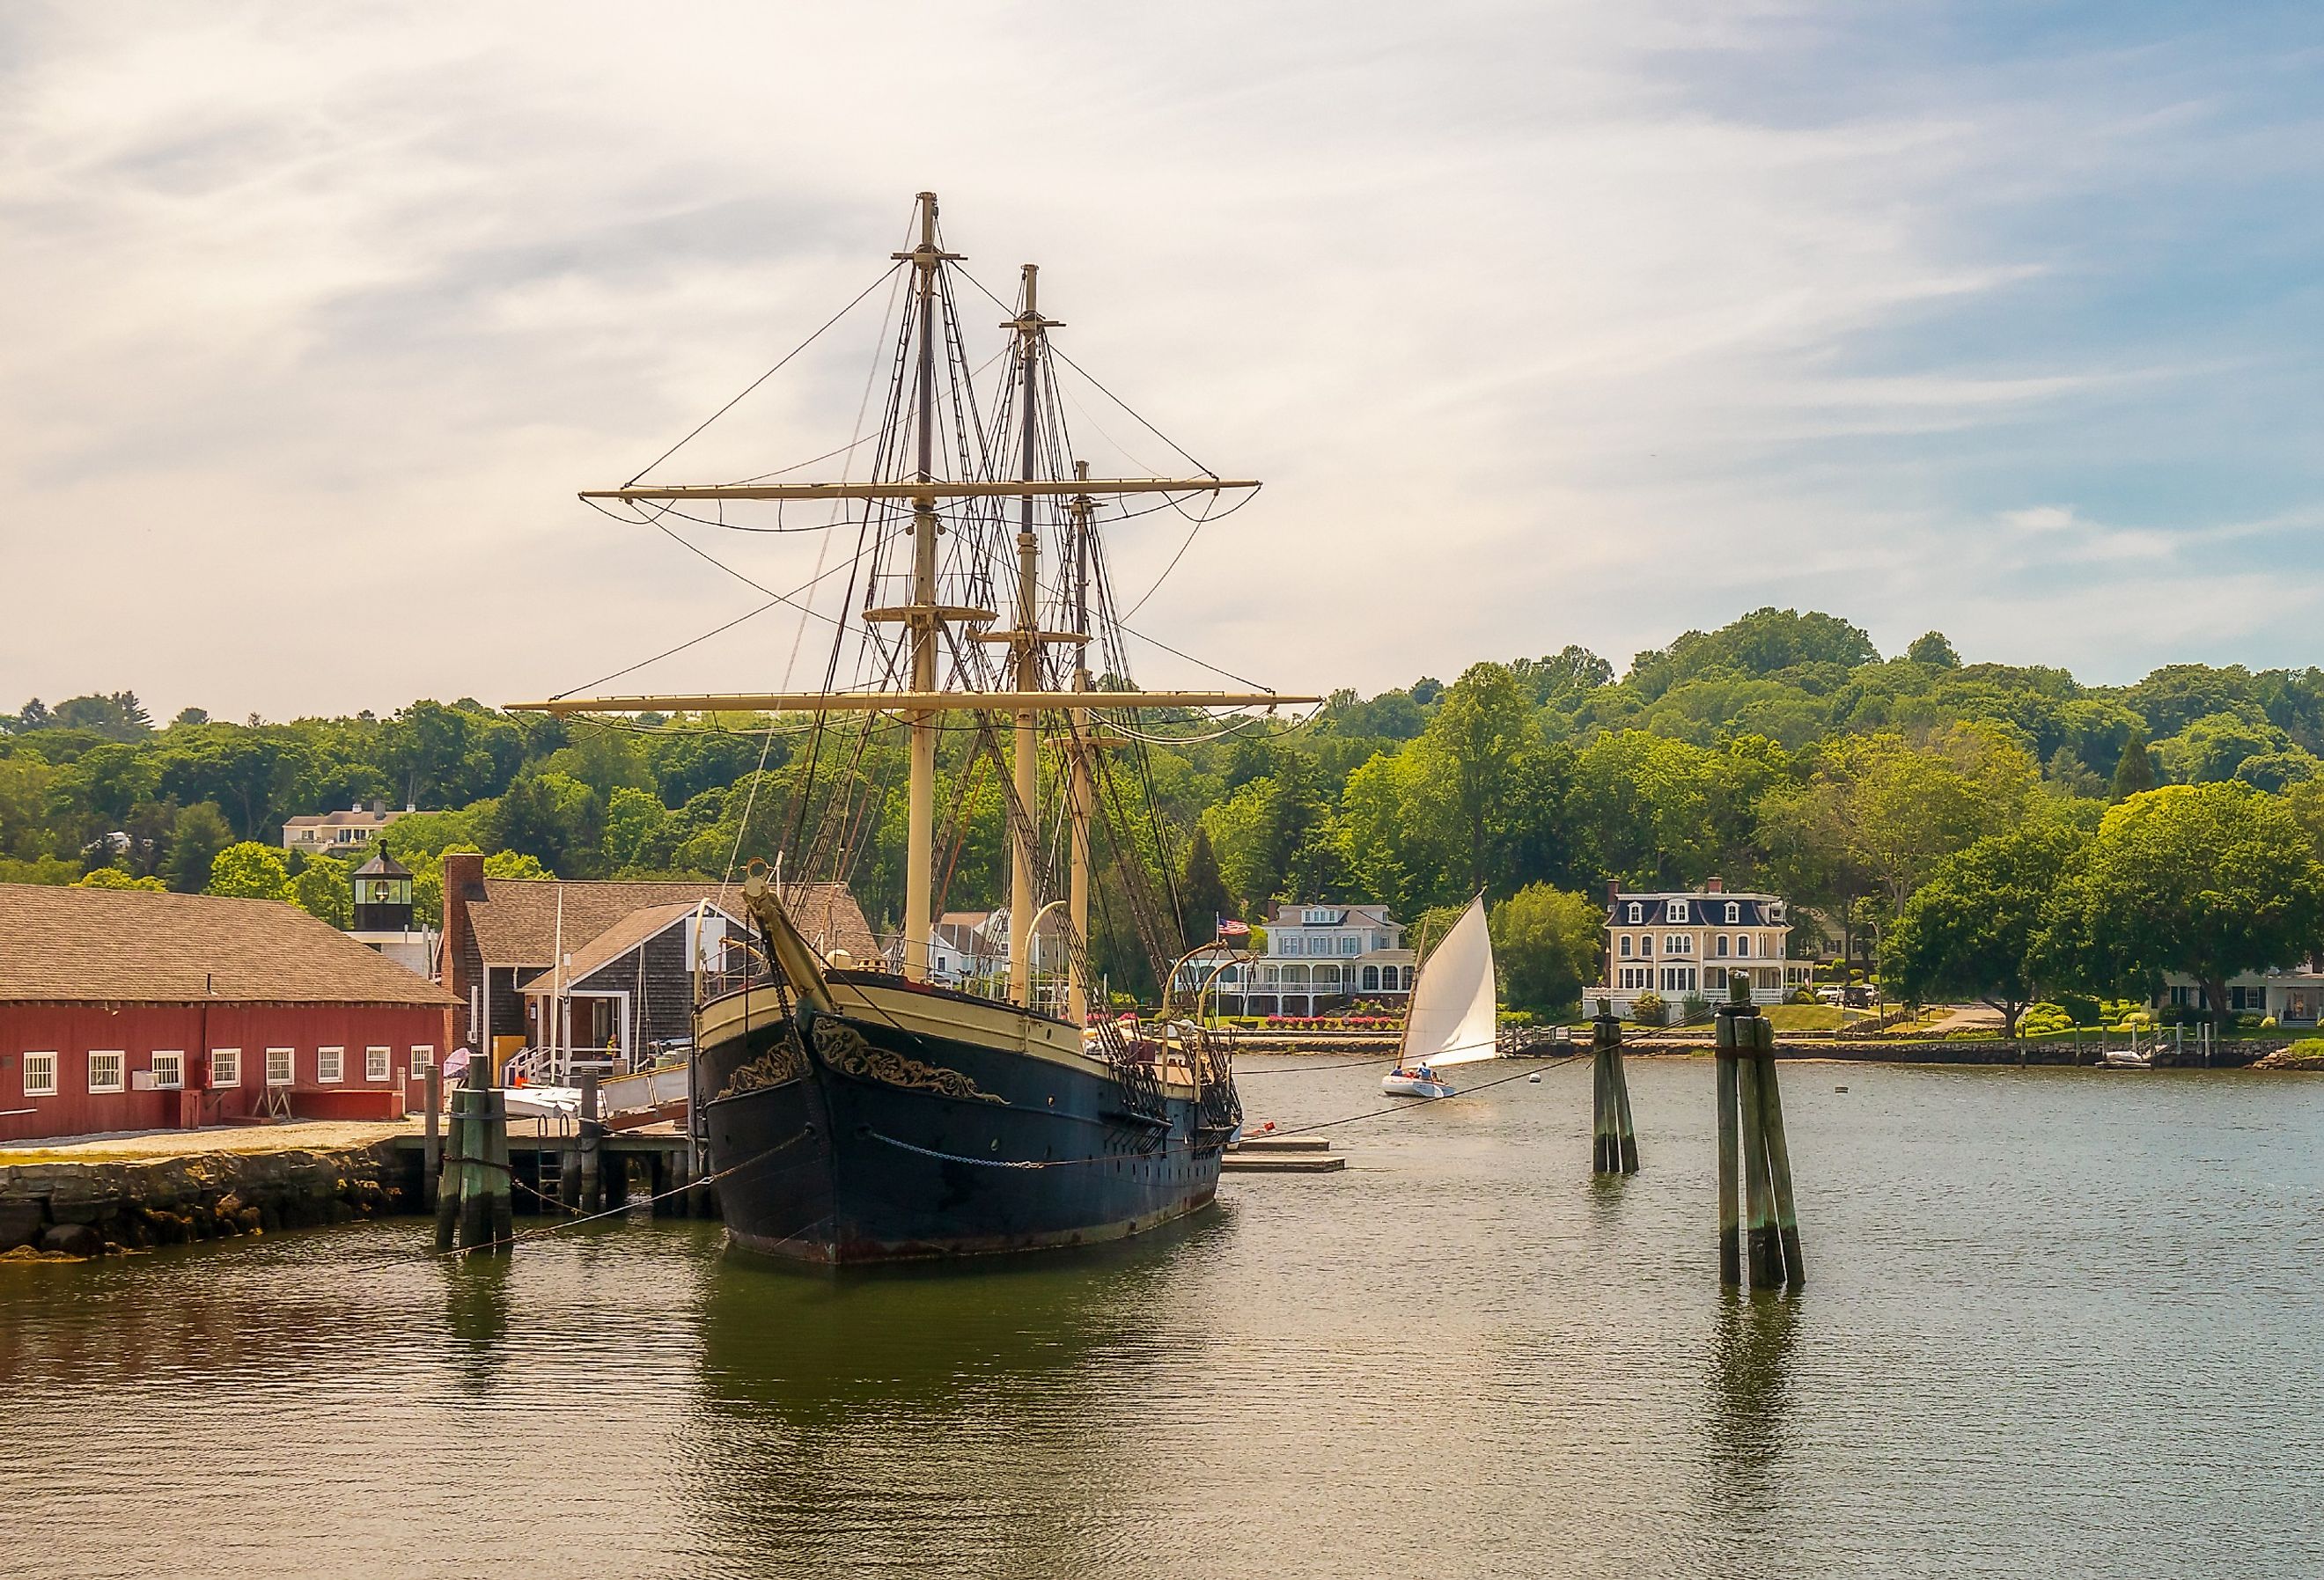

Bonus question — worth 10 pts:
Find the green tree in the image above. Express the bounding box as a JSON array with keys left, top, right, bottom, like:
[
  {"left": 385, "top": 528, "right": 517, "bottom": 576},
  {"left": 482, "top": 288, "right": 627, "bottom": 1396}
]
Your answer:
[
  {"left": 2110, "top": 724, "right": 2157, "bottom": 799},
  {"left": 603, "top": 785, "right": 673, "bottom": 872},
  {"left": 482, "top": 772, "right": 603, "bottom": 874},
  {"left": 51, "top": 691, "right": 155, "bottom": 740},
  {"left": 484, "top": 849, "right": 554, "bottom": 881},
  {"left": 1177, "top": 825, "right": 1236, "bottom": 947},
  {"left": 1906, "top": 631, "right": 1961, "bottom": 668},
  {"left": 206, "top": 841, "right": 293, "bottom": 901},
  {"left": 1489, "top": 883, "right": 1603, "bottom": 1014},
  {"left": 1772, "top": 725, "right": 2040, "bottom": 914},
  {"left": 163, "top": 803, "right": 234, "bottom": 893},
  {"left": 290, "top": 852, "right": 352, "bottom": 928},
  {"left": 74, "top": 866, "right": 166, "bottom": 892},
  {"left": 2040, "top": 783, "right": 2324, "bottom": 1020},
  {"left": 1884, "top": 819, "right": 2088, "bottom": 1035}
]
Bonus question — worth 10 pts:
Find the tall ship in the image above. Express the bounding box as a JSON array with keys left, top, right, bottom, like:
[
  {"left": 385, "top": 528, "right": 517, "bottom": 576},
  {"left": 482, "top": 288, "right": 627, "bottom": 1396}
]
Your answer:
[{"left": 511, "top": 194, "right": 1312, "bottom": 1262}]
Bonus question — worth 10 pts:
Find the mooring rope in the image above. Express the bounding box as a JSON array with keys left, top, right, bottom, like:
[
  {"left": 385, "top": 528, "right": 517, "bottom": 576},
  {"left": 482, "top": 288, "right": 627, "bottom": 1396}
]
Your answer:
[
  {"left": 1257, "top": 1053, "right": 1591, "bottom": 1140},
  {"left": 435, "top": 1128, "right": 812, "bottom": 1259}
]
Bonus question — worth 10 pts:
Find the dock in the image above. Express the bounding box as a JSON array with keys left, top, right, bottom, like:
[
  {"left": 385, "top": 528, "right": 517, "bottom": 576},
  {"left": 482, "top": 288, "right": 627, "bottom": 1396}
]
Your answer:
[{"left": 1223, "top": 1135, "right": 1345, "bottom": 1173}]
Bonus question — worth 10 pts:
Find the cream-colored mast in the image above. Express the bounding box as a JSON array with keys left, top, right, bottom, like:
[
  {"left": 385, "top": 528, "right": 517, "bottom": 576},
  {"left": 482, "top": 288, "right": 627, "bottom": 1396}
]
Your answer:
[
  {"left": 1067, "top": 461, "right": 1094, "bottom": 1025},
  {"left": 898, "top": 191, "right": 951, "bottom": 982},
  {"left": 1006, "top": 264, "right": 1052, "bottom": 1008}
]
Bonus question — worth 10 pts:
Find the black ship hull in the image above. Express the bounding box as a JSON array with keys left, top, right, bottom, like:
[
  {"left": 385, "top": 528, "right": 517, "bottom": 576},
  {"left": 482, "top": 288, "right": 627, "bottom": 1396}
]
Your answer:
[{"left": 695, "top": 975, "right": 1232, "bottom": 1264}]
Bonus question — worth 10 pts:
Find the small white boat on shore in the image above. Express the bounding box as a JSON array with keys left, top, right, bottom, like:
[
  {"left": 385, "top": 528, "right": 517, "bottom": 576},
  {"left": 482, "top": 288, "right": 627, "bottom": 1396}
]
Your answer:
[
  {"left": 2101, "top": 1048, "right": 2153, "bottom": 1069},
  {"left": 1382, "top": 895, "right": 1498, "bottom": 1099}
]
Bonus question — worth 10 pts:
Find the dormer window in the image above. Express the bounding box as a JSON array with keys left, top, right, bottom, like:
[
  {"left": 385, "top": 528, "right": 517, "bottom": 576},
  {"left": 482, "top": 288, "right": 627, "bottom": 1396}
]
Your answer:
[
  {"left": 1626, "top": 902, "right": 1643, "bottom": 924},
  {"left": 1725, "top": 901, "right": 1739, "bottom": 924},
  {"left": 1666, "top": 900, "right": 1688, "bottom": 923}
]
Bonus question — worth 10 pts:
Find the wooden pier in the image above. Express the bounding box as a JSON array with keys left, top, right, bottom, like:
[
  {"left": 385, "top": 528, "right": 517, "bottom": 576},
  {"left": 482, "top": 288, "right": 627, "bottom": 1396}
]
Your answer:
[{"left": 1224, "top": 1135, "right": 1345, "bottom": 1173}]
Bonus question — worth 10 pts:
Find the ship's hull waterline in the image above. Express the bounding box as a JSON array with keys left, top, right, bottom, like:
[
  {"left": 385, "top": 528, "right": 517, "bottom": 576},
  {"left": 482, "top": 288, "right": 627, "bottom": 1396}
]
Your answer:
[{"left": 695, "top": 977, "right": 1229, "bottom": 1265}]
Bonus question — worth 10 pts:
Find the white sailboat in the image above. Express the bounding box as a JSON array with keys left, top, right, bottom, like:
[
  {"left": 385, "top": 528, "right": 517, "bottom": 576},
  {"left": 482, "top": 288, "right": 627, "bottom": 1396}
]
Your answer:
[{"left": 1382, "top": 895, "right": 1498, "bottom": 1098}]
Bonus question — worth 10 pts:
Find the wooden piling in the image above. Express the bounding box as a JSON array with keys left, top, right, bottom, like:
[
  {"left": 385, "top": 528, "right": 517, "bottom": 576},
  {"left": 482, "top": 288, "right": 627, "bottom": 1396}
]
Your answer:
[
  {"left": 1754, "top": 1020, "right": 1804, "bottom": 1288},
  {"left": 1737, "top": 1052, "right": 1783, "bottom": 1289},
  {"left": 483, "top": 1088, "right": 513, "bottom": 1248},
  {"left": 422, "top": 1063, "right": 443, "bottom": 1210},
  {"left": 1610, "top": 1043, "right": 1640, "bottom": 1173},
  {"left": 1715, "top": 1006, "right": 1742, "bottom": 1288},
  {"left": 1592, "top": 1034, "right": 1615, "bottom": 1174},
  {"left": 432, "top": 1083, "right": 460, "bottom": 1252},
  {"left": 577, "top": 1069, "right": 603, "bottom": 1215},
  {"left": 1592, "top": 1000, "right": 1639, "bottom": 1176}
]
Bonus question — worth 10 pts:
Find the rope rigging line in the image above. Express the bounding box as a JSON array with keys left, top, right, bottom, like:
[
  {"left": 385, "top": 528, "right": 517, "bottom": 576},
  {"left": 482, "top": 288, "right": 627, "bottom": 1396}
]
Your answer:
[{"left": 622, "top": 261, "right": 904, "bottom": 487}]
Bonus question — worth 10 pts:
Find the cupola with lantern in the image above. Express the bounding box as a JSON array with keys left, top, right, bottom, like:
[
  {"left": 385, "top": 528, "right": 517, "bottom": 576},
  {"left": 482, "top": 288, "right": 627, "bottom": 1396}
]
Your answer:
[{"left": 351, "top": 849, "right": 416, "bottom": 932}]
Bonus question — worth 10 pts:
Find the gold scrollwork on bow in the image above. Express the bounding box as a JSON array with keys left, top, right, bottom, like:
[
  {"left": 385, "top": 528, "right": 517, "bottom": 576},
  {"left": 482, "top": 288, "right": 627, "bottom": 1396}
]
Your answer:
[
  {"left": 717, "top": 1033, "right": 806, "bottom": 1099},
  {"left": 812, "top": 1017, "right": 1005, "bottom": 1105}
]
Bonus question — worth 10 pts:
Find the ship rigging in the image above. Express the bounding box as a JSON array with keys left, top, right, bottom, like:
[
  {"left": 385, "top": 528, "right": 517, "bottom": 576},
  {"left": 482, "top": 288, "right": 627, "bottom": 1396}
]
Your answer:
[{"left": 507, "top": 192, "right": 1316, "bottom": 1261}]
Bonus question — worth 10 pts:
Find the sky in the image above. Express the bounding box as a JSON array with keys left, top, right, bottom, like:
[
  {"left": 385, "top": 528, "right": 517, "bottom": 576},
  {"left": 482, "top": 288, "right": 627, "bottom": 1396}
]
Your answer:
[{"left": 3, "top": 1, "right": 2321, "bottom": 721}]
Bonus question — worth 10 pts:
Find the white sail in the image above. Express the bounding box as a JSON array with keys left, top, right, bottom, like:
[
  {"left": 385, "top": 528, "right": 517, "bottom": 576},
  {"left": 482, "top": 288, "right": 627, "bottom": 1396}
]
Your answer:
[{"left": 1401, "top": 895, "right": 1497, "bottom": 1069}]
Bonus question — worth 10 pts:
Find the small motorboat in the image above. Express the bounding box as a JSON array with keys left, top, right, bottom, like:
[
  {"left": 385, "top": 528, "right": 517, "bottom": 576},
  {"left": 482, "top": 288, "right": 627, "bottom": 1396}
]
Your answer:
[
  {"left": 1379, "top": 894, "right": 1499, "bottom": 1099},
  {"left": 2101, "top": 1048, "right": 2153, "bottom": 1069},
  {"left": 1382, "top": 1065, "right": 1456, "bottom": 1099}
]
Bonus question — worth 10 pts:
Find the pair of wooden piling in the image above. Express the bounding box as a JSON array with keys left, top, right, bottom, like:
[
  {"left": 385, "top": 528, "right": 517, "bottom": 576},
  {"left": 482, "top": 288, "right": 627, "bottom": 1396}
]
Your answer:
[
  {"left": 433, "top": 1058, "right": 514, "bottom": 1253},
  {"left": 1715, "top": 980, "right": 1803, "bottom": 1291},
  {"left": 1590, "top": 1000, "right": 1639, "bottom": 1174}
]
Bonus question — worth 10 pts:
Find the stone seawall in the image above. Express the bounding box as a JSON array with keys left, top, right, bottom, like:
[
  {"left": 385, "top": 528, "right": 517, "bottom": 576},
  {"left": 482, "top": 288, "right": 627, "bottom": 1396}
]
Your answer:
[
  {"left": 0, "top": 1141, "right": 415, "bottom": 1260},
  {"left": 1623, "top": 1038, "right": 2275, "bottom": 1068}
]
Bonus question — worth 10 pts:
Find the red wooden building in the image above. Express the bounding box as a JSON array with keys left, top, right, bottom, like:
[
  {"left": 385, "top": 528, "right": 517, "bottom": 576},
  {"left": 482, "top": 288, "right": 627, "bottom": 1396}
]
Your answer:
[{"left": 0, "top": 884, "right": 459, "bottom": 1145}]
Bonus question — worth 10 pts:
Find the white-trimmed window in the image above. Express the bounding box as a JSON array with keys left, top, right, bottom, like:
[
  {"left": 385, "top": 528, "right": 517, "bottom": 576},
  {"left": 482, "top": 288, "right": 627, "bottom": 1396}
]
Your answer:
[
  {"left": 1618, "top": 935, "right": 1633, "bottom": 959},
  {"left": 211, "top": 1048, "right": 242, "bottom": 1088},
  {"left": 1666, "top": 900, "right": 1688, "bottom": 923},
  {"left": 409, "top": 1046, "right": 436, "bottom": 1075},
  {"left": 365, "top": 1047, "right": 391, "bottom": 1082},
  {"left": 1626, "top": 902, "right": 1643, "bottom": 924},
  {"left": 266, "top": 1047, "right": 295, "bottom": 1086},
  {"left": 1715, "top": 935, "right": 1730, "bottom": 958},
  {"left": 22, "top": 1051, "right": 57, "bottom": 1098},
  {"left": 88, "top": 1051, "right": 125, "bottom": 1094},
  {"left": 1737, "top": 936, "right": 1752, "bottom": 959},
  {"left": 151, "top": 1050, "right": 184, "bottom": 1090},
  {"left": 318, "top": 1047, "right": 344, "bottom": 1084},
  {"left": 1665, "top": 934, "right": 1693, "bottom": 957}
]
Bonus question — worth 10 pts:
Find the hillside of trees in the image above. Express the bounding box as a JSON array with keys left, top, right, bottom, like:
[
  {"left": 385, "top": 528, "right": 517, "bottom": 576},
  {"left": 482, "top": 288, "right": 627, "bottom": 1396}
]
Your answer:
[{"left": 10, "top": 606, "right": 2324, "bottom": 1018}]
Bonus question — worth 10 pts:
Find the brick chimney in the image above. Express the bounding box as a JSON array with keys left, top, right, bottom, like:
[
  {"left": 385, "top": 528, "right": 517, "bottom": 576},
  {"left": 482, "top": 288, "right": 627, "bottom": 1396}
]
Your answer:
[
  {"left": 439, "top": 850, "right": 488, "bottom": 1003},
  {"left": 1606, "top": 879, "right": 1621, "bottom": 907},
  {"left": 1706, "top": 876, "right": 1725, "bottom": 893}
]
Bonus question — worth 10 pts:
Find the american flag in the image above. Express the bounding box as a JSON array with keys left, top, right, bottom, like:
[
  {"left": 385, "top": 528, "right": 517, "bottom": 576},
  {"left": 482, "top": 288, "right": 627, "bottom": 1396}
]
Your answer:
[{"left": 1217, "top": 915, "right": 1251, "bottom": 939}]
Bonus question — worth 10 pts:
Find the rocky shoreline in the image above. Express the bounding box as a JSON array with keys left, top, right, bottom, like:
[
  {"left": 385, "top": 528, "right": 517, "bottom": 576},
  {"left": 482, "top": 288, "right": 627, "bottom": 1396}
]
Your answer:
[{"left": 0, "top": 1141, "right": 415, "bottom": 1261}]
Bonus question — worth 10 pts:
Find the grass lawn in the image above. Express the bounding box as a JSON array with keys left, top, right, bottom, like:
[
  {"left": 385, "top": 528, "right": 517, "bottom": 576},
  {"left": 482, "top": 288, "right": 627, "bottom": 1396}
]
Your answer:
[{"left": 1762, "top": 1004, "right": 1846, "bottom": 1032}]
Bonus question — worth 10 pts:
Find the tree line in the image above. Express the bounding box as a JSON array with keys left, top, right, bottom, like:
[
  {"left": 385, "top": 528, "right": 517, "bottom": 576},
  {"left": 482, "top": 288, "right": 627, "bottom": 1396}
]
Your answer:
[{"left": 10, "top": 606, "right": 2324, "bottom": 1017}]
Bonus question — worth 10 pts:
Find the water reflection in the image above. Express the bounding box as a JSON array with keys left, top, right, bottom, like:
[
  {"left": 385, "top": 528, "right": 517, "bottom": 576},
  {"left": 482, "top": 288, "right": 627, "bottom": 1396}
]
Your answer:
[
  {"left": 1710, "top": 1291, "right": 1801, "bottom": 1502},
  {"left": 441, "top": 1253, "right": 514, "bottom": 1389},
  {"left": 683, "top": 1224, "right": 1216, "bottom": 1576}
]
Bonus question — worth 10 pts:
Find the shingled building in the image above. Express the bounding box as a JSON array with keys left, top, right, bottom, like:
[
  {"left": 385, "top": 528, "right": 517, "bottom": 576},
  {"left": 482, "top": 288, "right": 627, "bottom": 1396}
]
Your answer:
[{"left": 437, "top": 853, "right": 876, "bottom": 1069}]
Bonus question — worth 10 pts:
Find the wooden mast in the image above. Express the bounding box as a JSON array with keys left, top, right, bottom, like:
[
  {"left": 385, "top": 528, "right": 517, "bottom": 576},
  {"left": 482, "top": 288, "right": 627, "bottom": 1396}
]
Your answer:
[
  {"left": 899, "top": 190, "right": 950, "bottom": 982},
  {"left": 505, "top": 194, "right": 1318, "bottom": 1009},
  {"left": 1007, "top": 263, "right": 1050, "bottom": 1008},
  {"left": 1067, "top": 461, "right": 1094, "bottom": 1025}
]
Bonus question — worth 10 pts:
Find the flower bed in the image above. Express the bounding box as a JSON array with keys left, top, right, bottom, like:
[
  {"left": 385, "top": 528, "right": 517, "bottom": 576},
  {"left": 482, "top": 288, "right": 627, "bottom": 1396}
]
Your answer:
[{"left": 1261, "top": 1015, "right": 1404, "bottom": 1031}]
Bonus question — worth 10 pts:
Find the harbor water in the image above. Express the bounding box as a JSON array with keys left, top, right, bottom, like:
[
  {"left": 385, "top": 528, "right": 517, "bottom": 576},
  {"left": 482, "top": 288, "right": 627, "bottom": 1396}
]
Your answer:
[{"left": 4, "top": 1056, "right": 2321, "bottom": 1579}]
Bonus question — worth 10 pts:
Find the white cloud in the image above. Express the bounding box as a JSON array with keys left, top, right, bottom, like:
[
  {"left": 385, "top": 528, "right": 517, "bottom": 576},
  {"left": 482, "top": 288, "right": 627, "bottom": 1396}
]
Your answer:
[{"left": 0, "top": 1, "right": 2318, "bottom": 716}]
